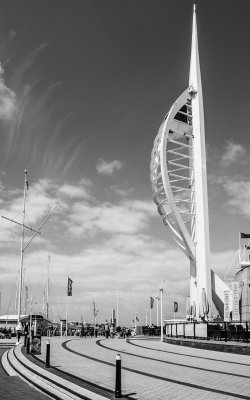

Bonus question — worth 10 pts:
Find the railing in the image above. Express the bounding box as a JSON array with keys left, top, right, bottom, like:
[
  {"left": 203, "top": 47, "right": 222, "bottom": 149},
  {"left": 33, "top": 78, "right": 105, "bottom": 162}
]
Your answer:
[
  {"left": 142, "top": 326, "right": 165, "bottom": 336},
  {"left": 165, "top": 321, "right": 249, "bottom": 342}
]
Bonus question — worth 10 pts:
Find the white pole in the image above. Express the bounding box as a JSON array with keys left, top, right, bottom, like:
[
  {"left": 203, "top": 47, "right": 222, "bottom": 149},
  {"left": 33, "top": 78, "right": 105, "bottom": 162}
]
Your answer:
[
  {"left": 29, "top": 314, "right": 32, "bottom": 351},
  {"left": 149, "top": 308, "right": 152, "bottom": 326},
  {"left": 17, "top": 170, "right": 28, "bottom": 324},
  {"left": 160, "top": 281, "right": 164, "bottom": 342},
  {"left": 60, "top": 321, "right": 63, "bottom": 338},
  {"left": 66, "top": 300, "right": 68, "bottom": 336},
  {"left": 239, "top": 232, "right": 241, "bottom": 263},
  {"left": 146, "top": 309, "right": 148, "bottom": 326},
  {"left": 46, "top": 256, "right": 50, "bottom": 319},
  {"left": 117, "top": 289, "right": 119, "bottom": 326},
  {"left": 156, "top": 292, "right": 159, "bottom": 326}
]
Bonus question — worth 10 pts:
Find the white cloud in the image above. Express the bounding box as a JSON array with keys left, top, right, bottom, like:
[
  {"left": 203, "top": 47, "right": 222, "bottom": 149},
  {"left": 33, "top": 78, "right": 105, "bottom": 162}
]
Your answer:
[
  {"left": 109, "top": 181, "right": 134, "bottom": 197},
  {"left": 0, "top": 63, "right": 16, "bottom": 121},
  {"left": 96, "top": 158, "right": 124, "bottom": 175},
  {"left": 221, "top": 140, "right": 246, "bottom": 167},
  {"left": 66, "top": 198, "right": 156, "bottom": 238},
  {"left": 221, "top": 179, "right": 250, "bottom": 216},
  {"left": 2, "top": 175, "right": 234, "bottom": 325},
  {"left": 59, "top": 180, "right": 93, "bottom": 200}
]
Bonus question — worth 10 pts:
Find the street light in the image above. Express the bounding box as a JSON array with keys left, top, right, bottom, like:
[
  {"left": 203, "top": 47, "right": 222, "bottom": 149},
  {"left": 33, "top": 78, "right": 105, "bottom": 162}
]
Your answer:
[
  {"left": 160, "top": 281, "right": 164, "bottom": 342},
  {"left": 146, "top": 309, "right": 149, "bottom": 326},
  {"left": 155, "top": 291, "right": 160, "bottom": 326}
]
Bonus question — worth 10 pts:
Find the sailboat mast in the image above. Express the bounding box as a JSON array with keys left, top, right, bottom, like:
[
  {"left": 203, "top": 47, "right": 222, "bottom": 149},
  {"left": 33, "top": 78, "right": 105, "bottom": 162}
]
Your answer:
[
  {"left": 17, "top": 170, "right": 28, "bottom": 324},
  {"left": 24, "top": 285, "right": 28, "bottom": 314},
  {"left": 46, "top": 255, "right": 50, "bottom": 319}
]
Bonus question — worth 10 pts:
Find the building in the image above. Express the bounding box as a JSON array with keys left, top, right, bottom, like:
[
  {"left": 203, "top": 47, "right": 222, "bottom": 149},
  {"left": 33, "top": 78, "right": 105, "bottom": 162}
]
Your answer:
[{"left": 150, "top": 5, "right": 230, "bottom": 319}]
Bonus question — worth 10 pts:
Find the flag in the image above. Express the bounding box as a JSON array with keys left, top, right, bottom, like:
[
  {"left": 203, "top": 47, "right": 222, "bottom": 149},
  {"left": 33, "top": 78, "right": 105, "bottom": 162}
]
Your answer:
[
  {"left": 93, "top": 301, "right": 98, "bottom": 317},
  {"left": 67, "top": 277, "right": 73, "bottom": 296},
  {"left": 136, "top": 316, "right": 139, "bottom": 322},
  {"left": 150, "top": 296, "right": 154, "bottom": 309},
  {"left": 241, "top": 233, "right": 250, "bottom": 239},
  {"left": 174, "top": 301, "right": 178, "bottom": 313}
]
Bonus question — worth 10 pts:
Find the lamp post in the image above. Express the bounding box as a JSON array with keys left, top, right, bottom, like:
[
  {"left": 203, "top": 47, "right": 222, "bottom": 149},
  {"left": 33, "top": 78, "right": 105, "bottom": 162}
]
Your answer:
[
  {"left": 156, "top": 292, "right": 160, "bottom": 326},
  {"left": 134, "top": 312, "right": 138, "bottom": 334},
  {"left": 160, "top": 281, "right": 164, "bottom": 342}
]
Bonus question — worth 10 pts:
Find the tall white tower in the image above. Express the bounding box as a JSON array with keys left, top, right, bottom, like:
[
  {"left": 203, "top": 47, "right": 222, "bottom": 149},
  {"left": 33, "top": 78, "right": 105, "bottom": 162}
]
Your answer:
[{"left": 150, "top": 6, "right": 213, "bottom": 318}]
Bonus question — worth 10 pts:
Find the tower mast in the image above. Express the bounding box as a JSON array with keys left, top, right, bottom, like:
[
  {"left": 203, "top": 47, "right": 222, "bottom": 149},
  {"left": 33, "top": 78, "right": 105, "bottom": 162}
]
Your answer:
[
  {"left": 17, "top": 170, "right": 28, "bottom": 324},
  {"left": 46, "top": 255, "right": 50, "bottom": 319},
  {"left": 189, "top": 4, "right": 212, "bottom": 311}
]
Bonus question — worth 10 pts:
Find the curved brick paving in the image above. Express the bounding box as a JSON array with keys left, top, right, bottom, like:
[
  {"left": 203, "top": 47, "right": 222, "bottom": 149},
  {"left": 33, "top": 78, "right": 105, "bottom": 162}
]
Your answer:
[
  {"left": 0, "top": 349, "right": 50, "bottom": 400},
  {"left": 33, "top": 336, "right": 250, "bottom": 400}
]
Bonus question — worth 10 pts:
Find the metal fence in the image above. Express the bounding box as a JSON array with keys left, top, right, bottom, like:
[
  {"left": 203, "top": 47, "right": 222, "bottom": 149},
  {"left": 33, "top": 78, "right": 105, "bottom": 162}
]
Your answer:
[{"left": 165, "top": 321, "right": 250, "bottom": 342}]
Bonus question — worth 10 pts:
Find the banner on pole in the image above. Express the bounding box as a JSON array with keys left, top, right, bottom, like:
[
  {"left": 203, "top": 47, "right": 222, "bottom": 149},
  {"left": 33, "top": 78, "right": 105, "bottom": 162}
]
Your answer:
[
  {"left": 174, "top": 301, "right": 178, "bottom": 313},
  {"left": 150, "top": 296, "right": 154, "bottom": 309},
  {"left": 67, "top": 277, "right": 73, "bottom": 296},
  {"left": 231, "top": 282, "right": 240, "bottom": 321},
  {"left": 224, "top": 291, "right": 230, "bottom": 321}
]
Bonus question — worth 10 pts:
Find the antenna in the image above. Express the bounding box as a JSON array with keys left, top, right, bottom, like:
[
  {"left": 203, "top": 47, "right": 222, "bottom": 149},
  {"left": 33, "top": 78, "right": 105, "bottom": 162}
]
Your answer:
[
  {"left": 1, "top": 170, "right": 57, "bottom": 324},
  {"left": 46, "top": 255, "right": 50, "bottom": 319}
]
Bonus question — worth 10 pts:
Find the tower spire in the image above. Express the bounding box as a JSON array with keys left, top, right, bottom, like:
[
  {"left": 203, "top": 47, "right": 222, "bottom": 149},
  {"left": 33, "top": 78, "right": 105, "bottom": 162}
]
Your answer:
[
  {"left": 189, "top": 4, "right": 201, "bottom": 93},
  {"left": 189, "top": 4, "right": 212, "bottom": 312}
]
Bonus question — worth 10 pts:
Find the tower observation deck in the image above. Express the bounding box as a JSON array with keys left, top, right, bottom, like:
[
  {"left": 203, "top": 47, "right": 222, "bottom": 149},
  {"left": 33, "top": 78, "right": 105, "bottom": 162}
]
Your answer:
[{"left": 150, "top": 6, "right": 230, "bottom": 319}]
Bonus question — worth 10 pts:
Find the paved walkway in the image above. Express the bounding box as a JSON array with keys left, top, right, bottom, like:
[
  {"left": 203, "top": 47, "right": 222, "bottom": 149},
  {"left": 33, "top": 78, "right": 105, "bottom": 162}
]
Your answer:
[
  {"left": 32, "top": 336, "right": 250, "bottom": 400},
  {"left": 0, "top": 349, "right": 50, "bottom": 400}
]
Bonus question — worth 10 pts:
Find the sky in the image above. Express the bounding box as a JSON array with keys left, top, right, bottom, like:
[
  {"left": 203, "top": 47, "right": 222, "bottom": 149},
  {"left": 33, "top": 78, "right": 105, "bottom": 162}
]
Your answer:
[{"left": 0, "top": 0, "right": 249, "bottom": 326}]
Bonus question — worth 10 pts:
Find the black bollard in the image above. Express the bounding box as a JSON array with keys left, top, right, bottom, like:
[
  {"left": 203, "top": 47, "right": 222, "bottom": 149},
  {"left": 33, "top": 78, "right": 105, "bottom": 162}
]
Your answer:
[
  {"left": 115, "top": 353, "right": 122, "bottom": 398},
  {"left": 46, "top": 340, "right": 50, "bottom": 368},
  {"left": 26, "top": 335, "right": 30, "bottom": 354}
]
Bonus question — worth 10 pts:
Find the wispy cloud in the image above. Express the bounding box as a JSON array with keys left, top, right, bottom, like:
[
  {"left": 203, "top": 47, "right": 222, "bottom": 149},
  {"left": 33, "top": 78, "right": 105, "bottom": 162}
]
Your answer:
[
  {"left": 0, "top": 30, "right": 16, "bottom": 52},
  {"left": 96, "top": 158, "right": 124, "bottom": 176},
  {"left": 221, "top": 140, "right": 246, "bottom": 167},
  {"left": 109, "top": 181, "right": 134, "bottom": 197},
  {"left": 0, "top": 62, "right": 16, "bottom": 121}
]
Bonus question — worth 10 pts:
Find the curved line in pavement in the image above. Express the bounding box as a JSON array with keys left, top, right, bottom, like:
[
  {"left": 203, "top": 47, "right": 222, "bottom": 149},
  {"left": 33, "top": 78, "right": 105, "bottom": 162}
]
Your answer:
[
  {"left": 96, "top": 339, "right": 250, "bottom": 379},
  {"left": 127, "top": 338, "right": 250, "bottom": 366},
  {"left": 62, "top": 340, "right": 250, "bottom": 400}
]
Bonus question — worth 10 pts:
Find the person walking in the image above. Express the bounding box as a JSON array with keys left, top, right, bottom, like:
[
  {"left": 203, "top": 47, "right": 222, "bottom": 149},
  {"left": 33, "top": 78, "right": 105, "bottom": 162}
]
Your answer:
[
  {"left": 94, "top": 324, "right": 98, "bottom": 338},
  {"left": 16, "top": 322, "right": 23, "bottom": 343},
  {"left": 104, "top": 322, "right": 109, "bottom": 339},
  {"left": 110, "top": 324, "right": 114, "bottom": 338}
]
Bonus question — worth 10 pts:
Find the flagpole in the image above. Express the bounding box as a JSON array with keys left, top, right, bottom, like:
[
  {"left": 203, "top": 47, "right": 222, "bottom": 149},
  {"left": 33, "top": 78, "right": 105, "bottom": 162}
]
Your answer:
[
  {"left": 0, "top": 284, "right": 2, "bottom": 315},
  {"left": 160, "top": 280, "right": 164, "bottom": 342},
  {"left": 149, "top": 307, "right": 152, "bottom": 326},
  {"left": 239, "top": 232, "right": 241, "bottom": 264},
  {"left": 17, "top": 170, "right": 28, "bottom": 325},
  {"left": 66, "top": 297, "right": 68, "bottom": 337},
  {"left": 134, "top": 312, "right": 138, "bottom": 333},
  {"left": 116, "top": 289, "right": 119, "bottom": 327},
  {"left": 156, "top": 291, "right": 159, "bottom": 326},
  {"left": 46, "top": 255, "right": 50, "bottom": 319}
]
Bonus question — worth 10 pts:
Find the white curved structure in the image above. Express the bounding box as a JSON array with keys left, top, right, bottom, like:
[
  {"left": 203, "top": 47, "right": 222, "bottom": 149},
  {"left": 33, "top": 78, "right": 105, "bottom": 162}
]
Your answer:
[{"left": 150, "top": 6, "right": 228, "bottom": 318}]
